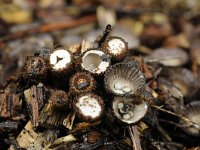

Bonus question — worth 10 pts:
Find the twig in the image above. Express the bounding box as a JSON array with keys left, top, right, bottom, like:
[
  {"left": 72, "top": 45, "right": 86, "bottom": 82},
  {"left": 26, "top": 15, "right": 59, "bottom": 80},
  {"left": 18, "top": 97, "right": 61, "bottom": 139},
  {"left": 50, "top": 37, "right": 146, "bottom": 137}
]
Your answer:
[
  {"left": 157, "top": 124, "right": 172, "bottom": 141},
  {"left": 152, "top": 141, "right": 183, "bottom": 148},
  {"left": 128, "top": 126, "right": 142, "bottom": 150},
  {"left": 97, "top": 24, "right": 112, "bottom": 47},
  {"left": 152, "top": 105, "right": 200, "bottom": 131},
  {"left": 159, "top": 119, "right": 188, "bottom": 128},
  {"left": 0, "top": 14, "right": 97, "bottom": 46},
  {"left": 146, "top": 67, "right": 163, "bottom": 86},
  {"left": 151, "top": 105, "right": 189, "bottom": 121}
]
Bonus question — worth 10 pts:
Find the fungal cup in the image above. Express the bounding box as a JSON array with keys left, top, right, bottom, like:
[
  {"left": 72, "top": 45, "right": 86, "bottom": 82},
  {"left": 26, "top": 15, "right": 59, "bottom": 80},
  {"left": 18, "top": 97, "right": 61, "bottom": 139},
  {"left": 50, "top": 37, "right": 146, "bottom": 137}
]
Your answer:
[
  {"left": 112, "top": 96, "right": 148, "bottom": 125},
  {"left": 104, "top": 63, "right": 145, "bottom": 96},
  {"left": 81, "top": 49, "right": 110, "bottom": 75}
]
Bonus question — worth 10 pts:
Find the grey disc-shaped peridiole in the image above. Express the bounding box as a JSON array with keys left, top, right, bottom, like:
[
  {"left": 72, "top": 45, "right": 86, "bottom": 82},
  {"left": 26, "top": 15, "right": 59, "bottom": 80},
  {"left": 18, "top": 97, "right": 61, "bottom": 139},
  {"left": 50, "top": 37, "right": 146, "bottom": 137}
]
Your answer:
[{"left": 112, "top": 96, "right": 148, "bottom": 125}]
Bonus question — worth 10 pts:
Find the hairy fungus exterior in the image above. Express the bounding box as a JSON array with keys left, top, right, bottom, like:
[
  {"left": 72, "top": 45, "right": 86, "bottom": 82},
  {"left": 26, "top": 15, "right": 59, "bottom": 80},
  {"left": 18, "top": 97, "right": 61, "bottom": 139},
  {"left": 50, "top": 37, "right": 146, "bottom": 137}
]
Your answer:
[
  {"left": 101, "top": 36, "right": 128, "bottom": 61},
  {"left": 25, "top": 56, "right": 48, "bottom": 81},
  {"left": 69, "top": 72, "right": 96, "bottom": 94}
]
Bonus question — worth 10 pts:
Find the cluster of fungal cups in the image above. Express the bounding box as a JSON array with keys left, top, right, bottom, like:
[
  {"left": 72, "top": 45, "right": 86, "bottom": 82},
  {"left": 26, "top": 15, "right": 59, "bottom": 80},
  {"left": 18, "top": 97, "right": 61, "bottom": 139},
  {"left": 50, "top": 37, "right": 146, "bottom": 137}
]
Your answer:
[{"left": 24, "top": 30, "right": 150, "bottom": 127}]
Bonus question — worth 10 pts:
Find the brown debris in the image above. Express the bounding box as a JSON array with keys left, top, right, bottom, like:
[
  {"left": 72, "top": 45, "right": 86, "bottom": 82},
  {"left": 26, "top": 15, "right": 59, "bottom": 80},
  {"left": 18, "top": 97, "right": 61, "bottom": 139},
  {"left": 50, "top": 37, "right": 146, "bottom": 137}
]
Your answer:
[
  {"left": 0, "top": 14, "right": 97, "bottom": 47},
  {"left": 24, "top": 83, "right": 45, "bottom": 128},
  {"left": 0, "top": 93, "right": 21, "bottom": 118},
  {"left": 1, "top": 1, "right": 200, "bottom": 149}
]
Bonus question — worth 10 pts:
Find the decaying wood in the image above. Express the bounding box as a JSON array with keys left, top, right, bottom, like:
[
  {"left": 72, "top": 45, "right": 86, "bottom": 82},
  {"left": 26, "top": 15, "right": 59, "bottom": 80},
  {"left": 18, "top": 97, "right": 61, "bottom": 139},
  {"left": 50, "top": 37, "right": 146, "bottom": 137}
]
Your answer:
[
  {"left": 49, "top": 134, "right": 76, "bottom": 149},
  {"left": 128, "top": 126, "right": 142, "bottom": 150},
  {"left": 14, "top": 121, "right": 38, "bottom": 149},
  {"left": 24, "top": 83, "right": 45, "bottom": 128},
  {"left": 38, "top": 102, "right": 68, "bottom": 127},
  {"left": 63, "top": 112, "right": 76, "bottom": 130},
  {"left": 0, "top": 121, "right": 20, "bottom": 133},
  {"left": 27, "top": 129, "right": 59, "bottom": 150},
  {"left": 0, "top": 93, "right": 21, "bottom": 118},
  {"left": 11, "top": 121, "right": 60, "bottom": 150},
  {"left": 68, "top": 121, "right": 101, "bottom": 134}
]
